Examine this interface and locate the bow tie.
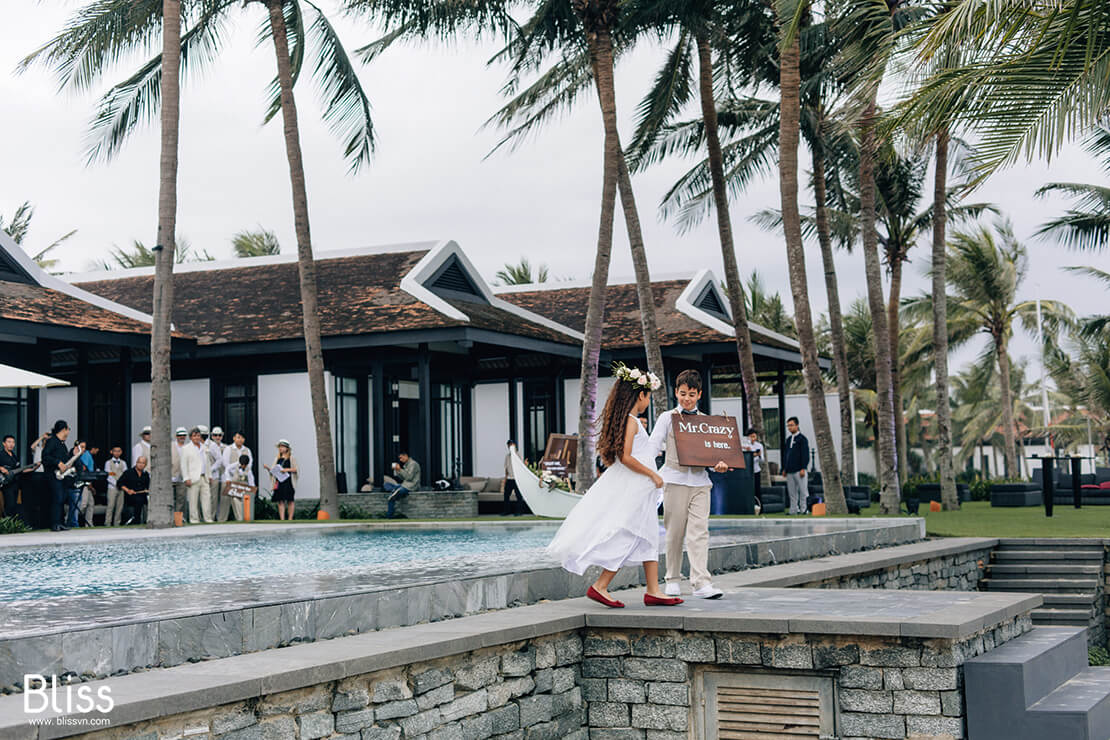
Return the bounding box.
[680,409,698,415]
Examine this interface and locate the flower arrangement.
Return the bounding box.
[612,361,662,391]
[527,462,572,492]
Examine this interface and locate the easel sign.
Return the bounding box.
[671,414,746,468]
[540,434,577,479]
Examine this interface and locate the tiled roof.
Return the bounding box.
[500,280,797,352]
[0,280,153,336]
[74,251,575,346]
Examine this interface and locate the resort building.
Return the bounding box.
[0,231,832,494]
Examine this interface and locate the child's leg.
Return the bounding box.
[643,560,663,596]
[686,485,712,589]
[662,484,689,585]
[592,569,619,597]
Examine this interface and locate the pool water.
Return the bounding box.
[0,525,562,602]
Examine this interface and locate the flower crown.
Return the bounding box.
[612,362,662,391]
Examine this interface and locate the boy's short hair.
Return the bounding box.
[787,416,800,425]
[674,369,702,391]
[239,454,250,466]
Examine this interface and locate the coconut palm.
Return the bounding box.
[25,0,376,520]
[232,228,281,257]
[0,201,77,273]
[1034,126,1110,252]
[940,220,1072,476]
[952,357,1037,476]
[742,272,795,339]
[495,257,549,286]
[99,239,212,269]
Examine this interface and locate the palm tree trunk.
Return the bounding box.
[574,22,619,491]
[265,0,339,518]
[777,32,846,514]
[859,95,901,512]
[615,154,669,417]
[810,125,854,485]
[148,0,181,528]
[932,128,959,509]
[888,255,908,480]
[695,35,767,480]
[996,333,1019,478]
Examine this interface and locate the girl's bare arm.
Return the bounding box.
[618,417,664,487]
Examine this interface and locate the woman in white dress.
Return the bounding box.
[546,364,684,608]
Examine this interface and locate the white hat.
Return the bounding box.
[175,427,188,436]
[141,425,151,434]
[211,426,224,436]
[277,439,291,448]
[197,424,210,435]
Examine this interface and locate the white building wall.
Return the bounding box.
[39,387,78,437]
[128,379,211,437]
[562,376,617,435]
[472,382,511,478]
[257,372,332,500]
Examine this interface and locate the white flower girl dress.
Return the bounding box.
[546,414,662,573]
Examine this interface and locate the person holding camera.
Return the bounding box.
[383,451,421,518]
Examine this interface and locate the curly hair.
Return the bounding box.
[596,380,648,468]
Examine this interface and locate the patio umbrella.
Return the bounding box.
[0,363,69,389]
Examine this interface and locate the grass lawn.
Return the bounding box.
[916,500,1110,538]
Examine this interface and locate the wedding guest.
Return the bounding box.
[546,364,683,609]
[220,431,253,521]
[501,440,522,516]
[171,427,188,517]
[180,427,210,523]
[71,439,95,528]
[267,440,297,521]
[743,428,764,477]
[132,426,151,468]
[43,421,72,532]
[223,454,254,521]
[103,445,128,526]
[784,416,810,515]
[0,434,29,519]
[204,425,226,521]
[119,457,150,525]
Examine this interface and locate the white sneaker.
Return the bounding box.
[664,582,682,597]
[693,584,724,600]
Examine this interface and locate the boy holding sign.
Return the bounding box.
[648,369,729,599]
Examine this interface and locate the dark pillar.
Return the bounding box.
[357,374,370,490]
[553,369,565,434]
[777,362,788,464]
[508,374,519,445]
[418,344,432,475]
[700,360,713,414]
[371,360,385,486]
[738,370,750,433]
[77,347,89,438]
[1071,455,1083,509]
[121,348,133,450]
[1040,455,1055,517]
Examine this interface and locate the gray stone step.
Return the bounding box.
[989,563,1103,575]
[997,538,1106,550]
[1026,667,1110,739]
[1043,593,1098,606]
[1032,608,1096,625]
[984,577,1100,592]
[994,550,1104,562]
[966,627,1089,740]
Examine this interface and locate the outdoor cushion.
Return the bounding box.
[482,477,503,493]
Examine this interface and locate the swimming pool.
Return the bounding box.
[0,525,564,602]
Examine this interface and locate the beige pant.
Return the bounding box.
[217,483,244,521]
[663,482,711,589]
[209,478,221,521]
[173,482,187,514]
[78,486,95,527]
[106,486,124,526]
[186,477,210,523]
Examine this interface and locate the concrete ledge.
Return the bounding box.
[0,587,1038,739]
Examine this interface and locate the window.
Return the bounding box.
[335,377,359,491]
[0,388,29,455]
[433,382,465,482]
[211,378,257,473]
[524,380,556,463]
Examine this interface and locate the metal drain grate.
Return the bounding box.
[697,670,837,739]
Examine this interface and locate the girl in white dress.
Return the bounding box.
[546,364,684,608]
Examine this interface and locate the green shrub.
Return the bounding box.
[969,479,992,501]
[0,515,30,535]
[858,472,878,491]
[1090,646,1110,666]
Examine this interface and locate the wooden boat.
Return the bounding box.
[509,448,581,518]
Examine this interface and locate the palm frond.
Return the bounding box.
[260,0,307,126]
[625,31,694,171]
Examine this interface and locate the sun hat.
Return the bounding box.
[141,425,151,434]
[277,439,291,448]
[175,427,188,436]
[211,426,224,436]
[197,424,209,435]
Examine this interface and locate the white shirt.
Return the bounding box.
[223,443,253,472]
[132,440,151,468]
[647,407,712,488]
[205,440,226,481]
[104,457,128,488]
[226,465,255,488]
[743,439,764,474]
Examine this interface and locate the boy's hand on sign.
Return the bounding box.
[713,461,729,473]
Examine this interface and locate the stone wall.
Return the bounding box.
[805,546,993,594]
[78,614,1033,740]
[330,492,479,519]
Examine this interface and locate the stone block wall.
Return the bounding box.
[81,632,588,740]
[806,547,994,594]
[82,614,1033,740]
[329,492,479,519]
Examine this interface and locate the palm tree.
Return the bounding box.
[742,272,795,338]
[1034,126,1110,252]
[495,257,549,286]
[931,125,959,508]
[952,358,1037,476]
[941,220,1072,477]
[0,201,77,273]
[25,0,376,520]
[232,228,281,257]
[100,239,212,269]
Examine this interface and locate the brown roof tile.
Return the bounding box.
[75,251,575,346]
[0,280,153,336]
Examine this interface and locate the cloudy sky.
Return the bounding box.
[2,0,1106,375]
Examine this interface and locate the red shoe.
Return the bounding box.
[587,586,625,608]
[644,593,684,606]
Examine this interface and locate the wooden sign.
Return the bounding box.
[226,482,257,499]
[670,414,746,468]
[541,434,577,470]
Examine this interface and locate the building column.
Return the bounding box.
[357,374,370,490]
[777,362,787,465]
[553,369,565,434]
[121,348,132,449]
[508,373,519,446]
[700,360,713,414]
[371,360,385,486]
[418,344,432,475]
[77,347,89,438]
[738,371,750,433]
